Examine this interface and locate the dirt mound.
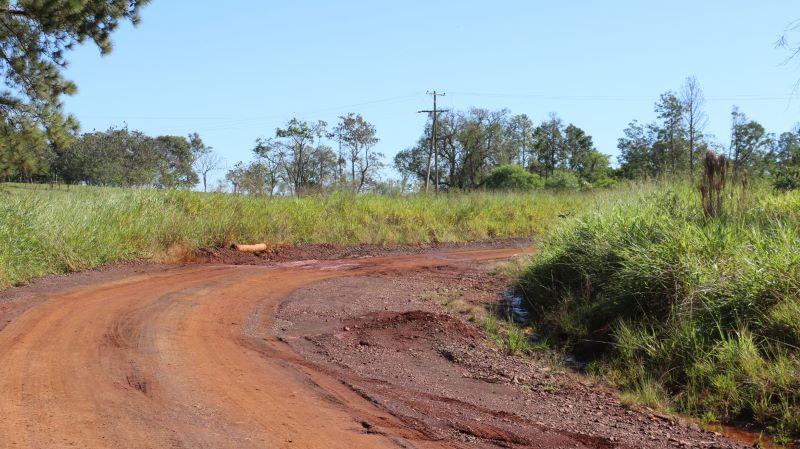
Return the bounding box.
[341,311,482,351]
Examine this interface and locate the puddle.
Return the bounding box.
[705,423,786,448]
[501,291,529,326]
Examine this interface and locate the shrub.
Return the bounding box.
[544,171,580,190]
[592,176,618,189]
[482,164,543,190]
[774,166,800,192]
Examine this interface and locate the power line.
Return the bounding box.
[448,91,795,102]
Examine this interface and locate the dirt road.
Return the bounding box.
[0,246,747,448]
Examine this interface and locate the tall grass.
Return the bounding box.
[518,183,800,436]
[0,183,608,288]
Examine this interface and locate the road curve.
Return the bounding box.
[0,248,525,449]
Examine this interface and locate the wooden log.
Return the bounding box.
[233,243,268,253]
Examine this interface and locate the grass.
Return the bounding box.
[0,182,613,289]
[517,182,800,437]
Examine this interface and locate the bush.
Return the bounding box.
[544,170,580,190]
[518,186,800,435]
[774,166,800,192]
[591,176,618,189]
[482,164,543,190]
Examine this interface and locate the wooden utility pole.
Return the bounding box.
[418,91,449,193]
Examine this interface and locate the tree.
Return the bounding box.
[397,109,508,190]
[506,114,535,167]
[654,91,686,174]
[0,1,150,129]
[190,133,222,192]
[153,135,197,189]
[55,126,199,188]
[617,120,657,179]
[332,113,382,192]
[0,1,148,183]
[776,126,800,167]
[274,118,327,196]
[532,113,565,177]
[63,126,157,186]
[225,161,271,195]
[304,144,338,190]
[729,107,771,178]
[563,124,597,178]
[778,19,800,90]
[252,138,283,196]
[681,76,707,176]
[0,117,49,181]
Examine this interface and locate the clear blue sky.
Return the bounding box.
[62,1,800,186]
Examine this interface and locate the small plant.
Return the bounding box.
[699,150,726,218]
[499,326,531,355]
[585,360,606,377]
[482,314,501,335]
[619,377,668,409]
[700,411,717,425]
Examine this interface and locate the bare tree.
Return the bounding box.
[190,133,223,192]
[778,19,800,93]
[681,76,707,176]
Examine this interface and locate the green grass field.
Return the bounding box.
[0,183,612,289]
[518,183,800,439]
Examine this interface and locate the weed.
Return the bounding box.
[700,150,726,218]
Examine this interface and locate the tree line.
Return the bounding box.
[225,113,384,196]
[5,90,799,194]
[0,124,222,190]
[395,109,613,191]
[617,77,800,185]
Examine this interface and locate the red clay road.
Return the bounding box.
[0,248,525,449]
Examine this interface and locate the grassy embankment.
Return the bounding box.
[0,182,614,289]
[518,183,800,440]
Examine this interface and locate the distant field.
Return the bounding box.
[0,183,619,289]
[518,183,800,438]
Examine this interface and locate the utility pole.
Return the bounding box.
[418,91,449,193]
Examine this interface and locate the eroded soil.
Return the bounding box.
[0,243,748,448]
